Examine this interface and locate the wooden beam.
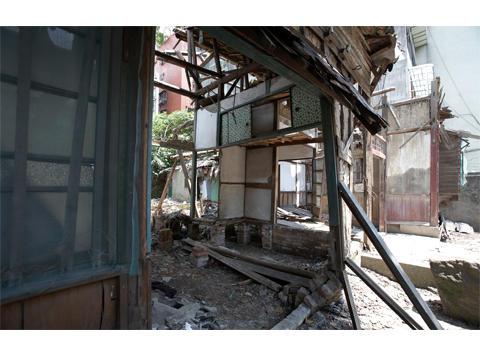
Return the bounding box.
[174,50,202,90]
[9,27,33,286]
[156,158,178,213]
[246,136,323,149]
[370,58,390,93]
[61,28,97,272]
[430,80,439,227]
[199,52,215,68]
[155,50,222,78]
[321,97,344,272]
[154,80,203,100]
[363,117,373,251]
[152,139,194,150]
[345,258,423,330]
[195,62,261,96]
[399,117,433,150]
[372,86,395,97]
[182,239,282,292]
[177,150,200,217]
[338,181,443,330]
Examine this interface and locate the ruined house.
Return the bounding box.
[1,26,443,330]
[154,26,443,329]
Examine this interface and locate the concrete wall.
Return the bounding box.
[278,144,314,160]
[415,27,480,172]
[171,168,190,202]
[441,173,480,231]
[280,162,296,191]
[219,146,246,219]
[245,148,273,183]
[389,96,430,131]
[386,131,431,195]
[196,104,217,149]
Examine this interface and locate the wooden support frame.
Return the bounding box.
[177,150,200,217]
[9,27,33,286]
[156,158,178,213]
[430,80,439,227]
[338,270,361,330]
[61,28,98,272]
[338,181,443,330]
[321,97,344,272]
[195,62,261,96]
[154,80,202,100]
[155,50,222,78]
[345,258,423,330]
[91,27,111,269]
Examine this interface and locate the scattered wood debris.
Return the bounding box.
[277,206,314,222]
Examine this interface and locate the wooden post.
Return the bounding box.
[379,95,388,232]
[61,28,97,272]
[430,79,439,226]
[178,150,200,218]
[321,97,344,271]
[156,158,178,213]
[362,92,374,250]
[9,27,33,286]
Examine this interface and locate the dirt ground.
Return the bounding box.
[150,225,479,330]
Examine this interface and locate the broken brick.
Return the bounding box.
[296,287,310,299]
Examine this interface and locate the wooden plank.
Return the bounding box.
[195,62,261,96]
[9,27,33,286]
[177,150,200,217]
[339,269,361,330]
[338,181,442,330]
[182,239,282,291]
[107,27,123,264]
[235,260,311,287]
[23,281,103,329]
[91,27,111,269]
[398,117,433,150]
[192,242,316,278]
[345,258,423,330]
[363,123,373,251]
[156,158,178,212]
[61,27,97,272]
[154,80,203,100]
[155,50,222,78]
[101,277,118,330]
[153,139,194,150]
[174,49,202,90]
[118,274,128,329]
[0,301,22,329]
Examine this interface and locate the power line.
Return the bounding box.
[427,27,480,127]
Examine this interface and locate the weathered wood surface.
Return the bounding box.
[155,50,222,78]
[154,80,202,100]
[182,239,282,291]
[235,259,311,287]
[189,241,316,279]
[156,158,178,213]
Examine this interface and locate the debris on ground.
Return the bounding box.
[150,217,479,330]
[277,206,314,222]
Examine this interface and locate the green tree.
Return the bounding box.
[155,26,183,49]
[151,109,194,183]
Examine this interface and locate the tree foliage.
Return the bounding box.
[155,26,183,49]
[151,110,194,176]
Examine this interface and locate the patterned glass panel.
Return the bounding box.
[221,104,252,145]
[291,86,322,128]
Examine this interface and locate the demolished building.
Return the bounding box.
[153,26,443,329]
[1,26,446,330]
